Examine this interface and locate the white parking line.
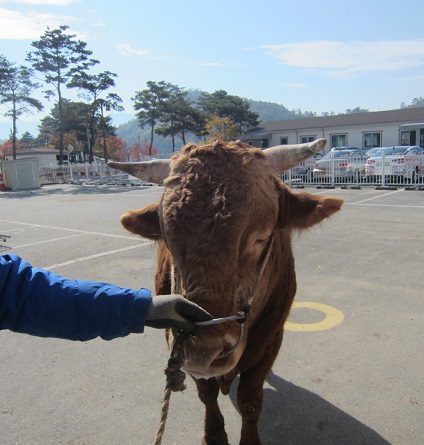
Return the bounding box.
[347,203,424,209]
[351,189,403,205]
[0,219,137,240]
[46,242,152,270]
[12,233,86,249]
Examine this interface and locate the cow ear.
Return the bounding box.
[277,186,343,229]
[120,203,162,240]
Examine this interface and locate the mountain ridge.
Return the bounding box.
[116,92,317,154]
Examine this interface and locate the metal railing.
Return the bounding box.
[281,152,424,188]
[39,162,153,186]
[38,152,424,189]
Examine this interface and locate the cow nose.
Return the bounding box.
[184,338,234,365]
[188,322,225,338]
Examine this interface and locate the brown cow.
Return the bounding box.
[109,139,343,445]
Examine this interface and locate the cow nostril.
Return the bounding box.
[189,327,201,337]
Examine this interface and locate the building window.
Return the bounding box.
[56,155,69,164]
[363,132,381,148]
[331,134,347,148]
[261,139,269,148]
[300,135,316,143]
[400,130,416,146]
[280,137,288,145]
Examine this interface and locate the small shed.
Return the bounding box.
[13,147,70,167]
[1,158,41,190]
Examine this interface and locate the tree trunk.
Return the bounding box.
[58,85,64,165]
[101,105,108,163]
[12,99,17,160]
[149,123,154,157]
[86,127,92,163]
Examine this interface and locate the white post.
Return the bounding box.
[382,152,386,187]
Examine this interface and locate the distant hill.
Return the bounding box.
[247,99,317,121]
[116,91,318,155]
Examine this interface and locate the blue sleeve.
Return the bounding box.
[0,254,152,341]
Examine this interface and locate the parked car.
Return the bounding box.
[314,149,368,181]
[290,152,323,178]
[364,146,424,183]
[365,147,384,157]
[331,146,361,151]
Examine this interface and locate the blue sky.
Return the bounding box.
[1,0,424,139]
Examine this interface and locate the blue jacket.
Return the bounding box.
[0,254,152,341]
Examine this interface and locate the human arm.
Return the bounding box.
[0,254,211,341]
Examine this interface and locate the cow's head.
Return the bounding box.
[109,139,343,379]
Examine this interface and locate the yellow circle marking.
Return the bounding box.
[285,302,344,332]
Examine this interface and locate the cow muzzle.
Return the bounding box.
[181,323,246,379]
[194,311,246,359]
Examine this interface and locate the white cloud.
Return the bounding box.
[262,39,424,76]
[394,75,424,82]
[0,0,81,5]
[91,21,106,27]
[115,43,176,61]
[187,60,222,67]
[115,43,150,57]
[0,7,81,40]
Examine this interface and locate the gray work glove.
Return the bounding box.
[145,295,213,332]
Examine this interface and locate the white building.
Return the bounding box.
[242,107,424,153]
[7,147,71,167]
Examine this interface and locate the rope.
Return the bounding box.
[153,333,187,445]
[248,236,273,305]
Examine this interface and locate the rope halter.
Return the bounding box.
[153,235,274,445]
[171,235,274,359]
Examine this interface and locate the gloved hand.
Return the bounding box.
[145,295,213,332]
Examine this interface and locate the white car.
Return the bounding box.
[364,146,424,183]
[289,153,323,178]
[314,149,368,181]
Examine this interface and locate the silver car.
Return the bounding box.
[314,149,368,181]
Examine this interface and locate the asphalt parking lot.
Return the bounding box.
[0,183,423,445]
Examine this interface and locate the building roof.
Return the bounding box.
[245,107,424,134]
[15,147,70,155]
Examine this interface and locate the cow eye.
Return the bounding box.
[256,236,270,245]
[246,233,271,257]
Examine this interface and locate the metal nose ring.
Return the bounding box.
[194,311,246,326]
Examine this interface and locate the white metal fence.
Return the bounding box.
[39,151,424,189]
[39,163,151,186]
[281,151,424,189]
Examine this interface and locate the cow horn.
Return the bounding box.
[264,138,327,173]
[107,159,171,184]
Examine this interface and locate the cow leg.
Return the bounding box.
[237,335,283,445]
[195,378,229,445]
[237,370,264,445]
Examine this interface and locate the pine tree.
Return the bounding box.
[0,55,43,159]
[26,25,99,164]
